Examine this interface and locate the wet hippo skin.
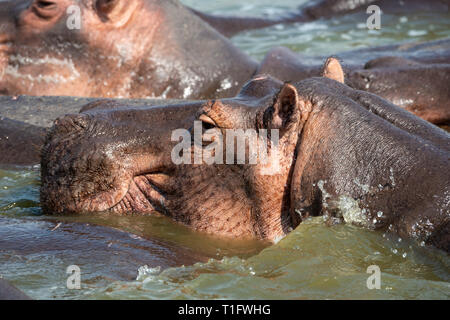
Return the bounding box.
[0,278,31,300]
[0,0,257,100]
[40,59,450,252]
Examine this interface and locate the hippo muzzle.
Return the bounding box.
[40,103,203,215]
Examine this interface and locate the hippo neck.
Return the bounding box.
[141,1,258,99]
[289,101,401,224]
[289,93,449,239]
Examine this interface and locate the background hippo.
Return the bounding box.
[0,0,256,99]
[257,42,450,124]
[0,0,449,124]
[40,59,450,252]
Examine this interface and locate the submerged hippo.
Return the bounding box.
[41,59,450,252]
[0,0,449,124]
[0,279,31,300]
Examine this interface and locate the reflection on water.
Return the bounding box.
[1,0,450,299]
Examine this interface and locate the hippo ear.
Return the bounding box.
[322,57,345,83]
[264,83,300,134]
[95,0,137,26]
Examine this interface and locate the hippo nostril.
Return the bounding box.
[52,114,91,135]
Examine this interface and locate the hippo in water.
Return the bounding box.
[41,59,450,252]
[0,0,256,99]
[0,0,449,124]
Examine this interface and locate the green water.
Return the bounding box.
[1,0,450,299]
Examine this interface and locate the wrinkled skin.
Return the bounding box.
[41,61,450,252]
[1,0,449,124]
[0,0,256,99]
[192,0,450,37]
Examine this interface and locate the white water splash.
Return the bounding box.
[389,167,396,187]
[136,265,162,281]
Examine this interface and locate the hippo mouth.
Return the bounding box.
[41,166,171,216]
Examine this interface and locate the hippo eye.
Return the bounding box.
[199,114,216,130]
[36,0,55,8]
[96,0,118,16]
[32,0,58,18]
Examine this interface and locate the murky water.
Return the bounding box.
[1,0,449,299]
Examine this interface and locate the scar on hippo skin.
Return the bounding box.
[79,99,125,113]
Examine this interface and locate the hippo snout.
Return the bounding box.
[40,113,132,215]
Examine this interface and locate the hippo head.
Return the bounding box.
[41,58,450,251]
[41,71,315,241]
[0,0,253,99]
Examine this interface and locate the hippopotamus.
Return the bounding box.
[1,0,449,124]
[40,59,450,252]
[192,0,450,37]
[0,0,256,99]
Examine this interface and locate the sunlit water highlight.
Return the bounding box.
[1,0,449,299]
